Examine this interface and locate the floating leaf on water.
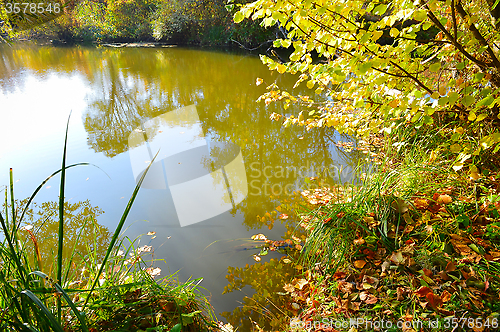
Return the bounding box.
[147,231,156,236]
[251,233,267,241]
[256,77,264,86]
[253,255,261,262]
[279,214,289,219]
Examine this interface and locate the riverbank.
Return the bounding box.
[229,126,500,331]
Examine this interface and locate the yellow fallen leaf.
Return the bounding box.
[437,194,452,204]
[354,260,367,269]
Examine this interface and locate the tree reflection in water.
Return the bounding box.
[17,199,109,284]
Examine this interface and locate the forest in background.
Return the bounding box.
[0,0,275,46]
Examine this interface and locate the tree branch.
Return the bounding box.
[426,7,491,69]
[455,0,500,70]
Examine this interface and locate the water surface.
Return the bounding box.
[0,44,355,319]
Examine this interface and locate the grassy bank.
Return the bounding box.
[223,123,500,331]
[0,123,217,331]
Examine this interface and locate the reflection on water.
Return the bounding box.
[128,105,248,227]
[16,199,109,280]
[0,44,362,323]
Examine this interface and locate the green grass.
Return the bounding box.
[0,116,217,331]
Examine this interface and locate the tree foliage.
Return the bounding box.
[235,0,500,169]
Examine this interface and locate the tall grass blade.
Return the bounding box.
[17,163,91,226]
[29,271,89,332]
[9,168,16,236]
[82,152,159,309]
[20,290,65,332]
[0,211,26,284]
[56,113,71,322]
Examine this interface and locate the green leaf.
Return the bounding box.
[358,61,373,74]
[282,39,291,48]
[21,291,65,332]
[450,143,462,153]
[477,95,494,108]
[449,91,459,105]
[476,113,488,122]
[234,11,244,23]
[169,324,182,332]
[429,62,441,72]
[414,9,427,21]
[181,311,202,324]
[463,95,474,107]
[373,4,387,15]
[468,111,476,121]
[473,73,485,82]
[456,62,466,70]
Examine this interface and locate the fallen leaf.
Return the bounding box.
[354,237,365,245]
[414,198,429,209]
[279,214,289,220]
[415,286,432,297]
[390,251,405,265]
[253,255,261,262]
[365,295,378,304]
[445,261,456,272]
[397,287,405,301]
[354,260,367,269]
[426,292,442,309]
[422,268,433,277]
[337,281,354,294]
[294,278,308,290]
[437,194,452,204]
[441,290,451,302]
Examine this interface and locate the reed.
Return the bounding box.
[0,116,216,331]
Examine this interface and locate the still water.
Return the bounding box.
[0,44,356,322]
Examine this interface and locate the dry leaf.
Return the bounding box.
[437,194,452,204]
[415,286,432,297]
[426,292,442,309]
[365,294,378,304]
[294,278,308,290]
[390,251,405,265]
[283,283,294,293]
[441,290,452,302]
[354,260,367,269]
